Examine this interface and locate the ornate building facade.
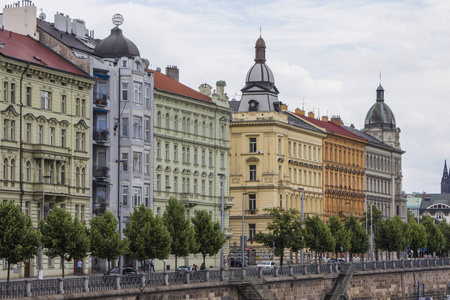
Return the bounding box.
[0,28,93,279]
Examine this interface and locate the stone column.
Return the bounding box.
[140,274,146,288]
[116,276,121,289]
[26,280,32,297]
[83,276,89,292]
[59,278,64,294]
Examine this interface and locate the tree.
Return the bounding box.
[304,215,335,263]
[39,207,90,278]
[420,215,446,256]
[437,219,450,256]
[361,205,383,260]
[327,215,351,258]
[0,201,41,282]
[90,211,124,272]
[344,215,369,261]
[253,207,304,266]
[407,219,427,258]
[163,197,197,269]
[124,205,172,261]
[191,210,226,265]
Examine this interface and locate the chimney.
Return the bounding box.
[330,115,342,126]
[54,13,70,33]
[322,116,329,122]
[281,104,288,111]
[72,19,86,37]
[215,80,226,98]
[308,111,315,118]
[295,108,305,116]
[199,83,212,97]
[350,123,355,128]
[165,65,179,82]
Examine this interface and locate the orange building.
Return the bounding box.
[292,110,368,220]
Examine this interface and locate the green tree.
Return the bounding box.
[420,215,446,256]
[361,205,383,260]
[0,201,41,282]
[344,215,369,261]
[437,219,450,256]
[90,211,124,272]
[39,207,90,278]
[191,210,226,265]
[163,197,197,269]
[407,219,427,258]
[253,207,304,266]
[304,215,335,263]
[124,205,172,261]
[378,216,410,260]
[327,215,351,258]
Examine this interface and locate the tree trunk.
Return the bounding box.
[175,255,178,270]
[108,259,111,274]
[280,254,284,267]
[7,259,10,282]
[61,256,65,278]
[203,254,206,265]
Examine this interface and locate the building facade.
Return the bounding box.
[0,28,93,279]
[151,67,231,269]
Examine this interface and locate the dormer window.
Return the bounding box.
[122,60,127,68]
[249,100,258,111]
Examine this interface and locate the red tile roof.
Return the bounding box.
[0,29,89,78]
[294,113,368,142]
[149,70,211,102]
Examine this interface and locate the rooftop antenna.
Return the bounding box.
[259,23,262,37]
[302,97,305,111]
[379,71,382,85]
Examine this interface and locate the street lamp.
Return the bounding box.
[218,173,225,270]
[298,187,304,265]
[39,175,51,274]
[115,160,125,275]
[242,192,247,267]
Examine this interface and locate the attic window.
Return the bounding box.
[78,86,83,91]
[6,69,13,73]
[61,82,67,86]
[26,74,32,78]
[50,79,55,83]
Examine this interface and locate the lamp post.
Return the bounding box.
[218,173,225,270]
[298,187,304,265]
[370,204,373,261]
[242,193,247,267]
[115,160,125,275]
[39,175,51,273]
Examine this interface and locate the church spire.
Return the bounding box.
[255,36,266,63]
[441,160,450,193]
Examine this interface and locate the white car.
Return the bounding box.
[256,261,277,270]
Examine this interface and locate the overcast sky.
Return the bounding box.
[25,0,450,194]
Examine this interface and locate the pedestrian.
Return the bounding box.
[77,260,82,275]
[150,259,155,272]
[145,259,150,272]
[200,262,205,270]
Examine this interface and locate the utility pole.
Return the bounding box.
[218,173,225,270]
[299,187,304,265]
[242,193,247,267]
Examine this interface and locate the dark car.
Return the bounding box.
[176,266,192,273]
[328,258,345,264]
[229,257,243,267]
[105,267,138,276]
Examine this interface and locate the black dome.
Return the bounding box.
[364,85,396,129]
[94,27,140,58]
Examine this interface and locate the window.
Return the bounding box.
[133,188,141,206]
[81,99,86,116]
[174,115,178,131]
[10,83,15,103]
[144,151,150,175]
[182,146,185,163]
[122,60,127,68]
[209,180,213,196]
[194,149,198,165]
[37,125,43,144]
[9,120,14,141]
[10,160,15,181]
[144,85,151,107]
[182,117,186,132]
[37,162,41,183]
[182,178,186,193]
[122,118,129,137]
[156,111,161,127]
[3,120,14,140]
[144,117,151,142]
[174,177,178,193]
[278,138,282,153]
[249,224,256,241]
[61,129,66,147]
[133,117,142,139]
[76,98,81,115]
[144,185,150,207]
[60,165,65,185]
[186,147,190,163]
[220,152,225,168]
[166,113,170,129]
[121,82,128,101]
[3,82,8,101]
[209,151,212,167]
[37,203,42,221]
[41,91,51,110]
[194,179,198,193]
[26,123,31,143]
[26,87,32,106]
[202,150,205,165]
[49,127,55,145]
[165,143,170,160]
[186,118,190,133]
[157,142,161,159]
[165,175,170,191]
[220,125,225,139]
[134,83,142,103]
[133,152,142,172]
[122,152,129,171]
[123,186,128,205]
[186,178,190,193]
[194,120,198,135]
[249,194,256,211]
[174,145,178,161]
[25,201,30,216]
[202,121,206,136]
[157,174,161,191]
[210,123,213,137]
[249,165,256,181]
[202,180,205,195]
[25,161,31,182]
[81,205,85,221]
[249,138,257,152]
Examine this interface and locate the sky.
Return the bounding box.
[19,0,450,194]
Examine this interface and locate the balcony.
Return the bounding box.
[224,227,233,239]
[93,130,110,143]
[93,93,108,107]
[245,209,259,216]
[93,166,109,179]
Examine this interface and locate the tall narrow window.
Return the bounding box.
[157,174,161,191]
[133,117,142,139]
[61,94,66,113]
[3,158,8,181]
[3,120,8,139]
[144,117,150,142]
[174,145,178,161]
[123,186,128,205]
[37,125,43,144]
[220,152,224,168]
[156,112,161,127]
[144,85,151,107]
[81,99,86,116]
[249,137,257,153]
[165,143,169,160]
[26,161,31,182]
[174,115,178,131]
[76,98,80,115]
[134,83,142,103]
[186,118,190,133]
[194,120,198,135]
[3,82,8,101]
[220,125,225,139]
[166,113,170,129]
[209,151,212,167]
[26,87,32,106]
[194,149,198,165]
[10,159,15,181]
[41,91,51,110]
[121,82,128,101]
[61,129,66,147]
[60,165,65,185]
[249,194,256,211]
[9,120,15,141]
[249,165,256,181]
[249,224,256,241]
[49,127,55,145]
[133,152,142,172]
[122,152,128,171]
[144,151,150,175]
[10,83,15,104]
[144,185,150,207]
[157,142,161,159]
[122,118,129,137]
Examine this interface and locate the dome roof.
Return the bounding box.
[94,27,140,59]
[364,85,396,129]
[245,63,275,84]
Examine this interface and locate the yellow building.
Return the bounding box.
[228,36,326,258]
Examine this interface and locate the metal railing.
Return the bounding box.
[1,258,450,298]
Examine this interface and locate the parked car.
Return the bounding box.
[256,261,277,270]
[104,267,138,276]
[229,257,243,267]
[327,258,345,264]
[176,266,192,272]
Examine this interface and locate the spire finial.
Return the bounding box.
[260,23,262,37]
[379,71,382,85]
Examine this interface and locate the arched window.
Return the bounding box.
[10,159,15,181]
[186,118,190,133]
[48,162,53,183]
[37,162,42,182]
[3,158,8,181]
[174,115,178,131]
[194,120,198,135]
[209,123,213,138]
[157,112,161,127]
[76,167,80,187]
[26,161,31,182]
[165,113,170,129]
[220,125,225,139]
[182,117,186,132]
[202,121,206,136]
[60,165,65,185]
[81,168,86,188]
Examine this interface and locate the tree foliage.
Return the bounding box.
[191,210,226,264]
[163,197,197,269]
[90,211,124,272]
[362,205,383,260]
[437,219,450,254]
[327,215,351,256]
[344,215,369,260]
[0,201,41,281]
[124,205,172,261]
[407,219,427,257]
[253,207,303,266]
[420,215,446,255]
[304,215,335,263]
[39,207,90,278]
